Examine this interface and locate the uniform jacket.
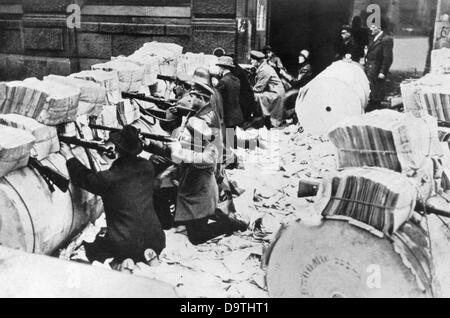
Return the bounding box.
[365,32,394,81]
[253,61,285,95]
[66,156,166,258]
[253,61,285,121]
[216,72,244,128]
[145,108,219,223]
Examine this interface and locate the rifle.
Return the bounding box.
[28,157,70,193]
[59,135,116,160]
[88,123,177,143]
[122,92,177,110]
[157,74,177,82]
[88,123,207,151]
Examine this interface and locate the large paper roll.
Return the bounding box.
[296,77,363,135]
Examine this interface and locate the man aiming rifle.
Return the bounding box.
[60,125,166,266]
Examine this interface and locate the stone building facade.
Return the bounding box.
[0,0,267,80]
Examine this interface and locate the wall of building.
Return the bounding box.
[0,0,260,81]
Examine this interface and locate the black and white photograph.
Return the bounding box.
[0,0,449,300]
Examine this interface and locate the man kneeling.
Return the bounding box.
[60,126,166,265]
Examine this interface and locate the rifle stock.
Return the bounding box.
[28,158,70,193]
[59,136,116,160]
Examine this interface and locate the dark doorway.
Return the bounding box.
[269,0,354,75]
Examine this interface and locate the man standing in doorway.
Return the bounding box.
[365,21,394,112]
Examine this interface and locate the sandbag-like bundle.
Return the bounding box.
[177,53,219,77]
[315,167,417,236]
[0,78,80,125]
[139,41,183,56]
[71,70,121,106]
[431,48,450,75]
[401,79,425,117]
[328,110,441,175]
[116,55,160,86]
[401,74,450,120]
[44,75,106,117]
[92,60,144,93]
[134,42,182,78]
[117,99,140,126]
[0,114,59,161]
[0,125,35,177]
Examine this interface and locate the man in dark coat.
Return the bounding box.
[216,56,244,164]
[335,25,363,62]
[365,22,394,112]
[216,56,244,129]
[231,60,261,124]
[60,126,166,264]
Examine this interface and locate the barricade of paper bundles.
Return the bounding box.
[0,41,220,180]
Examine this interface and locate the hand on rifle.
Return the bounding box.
[168,106,179,115]
[60,142,75,160]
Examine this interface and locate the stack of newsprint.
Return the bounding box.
[0,41,189,179]
[315,109,442,236]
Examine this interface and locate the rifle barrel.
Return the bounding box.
[121,92,176,109]
[59,136,116,160]
[88,124,176,143]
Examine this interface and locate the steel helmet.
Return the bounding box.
[192,67,211,86]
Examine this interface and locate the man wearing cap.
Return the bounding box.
[216,56,244,155]
[263,45,291,91]
[145,85,248,245]
[250,50,286,129]
[291,50,313,89]
[335,25,357,62]
[174,73,193,100]
[60,126,166,265]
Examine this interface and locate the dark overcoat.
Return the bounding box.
[67,156,166,259]
[216,72,244,128]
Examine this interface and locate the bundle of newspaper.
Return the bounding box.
[70,70,121,106]
[92,60,144,93]
[134,42,183,78]
[0,114,59,161]
[177,53,219,77]
[117,99,140,126]
[431,48,450,75]
[0,78,80,125]
[0,124,35,177]
[316,167,417,236]
[401,74,450,121]
[115,55,160,86]
[328,110,441,175]
[44,75,107,117]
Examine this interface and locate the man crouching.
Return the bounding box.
[60,126,166,265]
